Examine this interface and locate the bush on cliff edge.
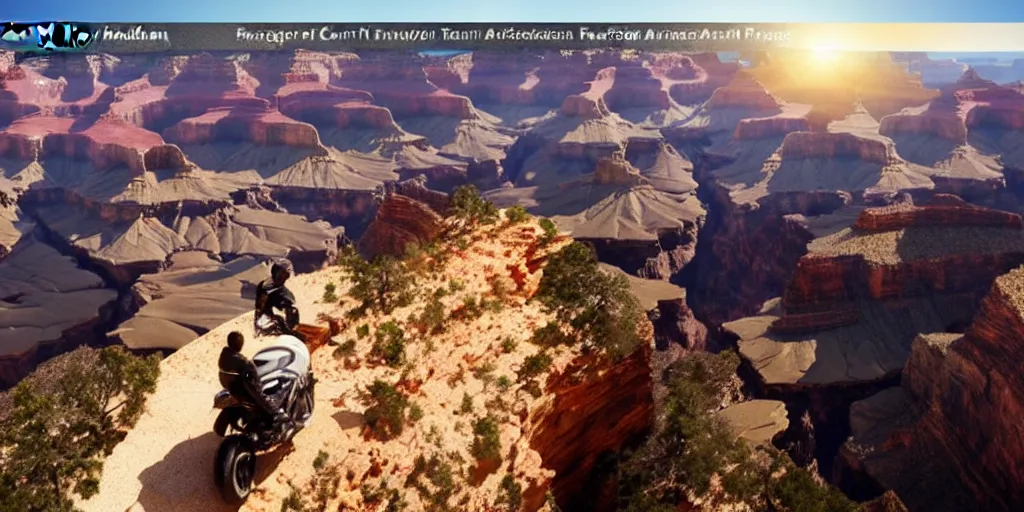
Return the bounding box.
[533,241,643,361]
[338,245,415,315]
[0,346,161,511]
[616,351,858,512]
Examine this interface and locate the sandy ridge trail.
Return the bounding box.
[79,270,360,512]
[79,219,568,512]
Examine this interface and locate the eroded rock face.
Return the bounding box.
[914,269,1024,508]
[528,322,654,511]
[356,193,444,259]
[837,270,1024,511]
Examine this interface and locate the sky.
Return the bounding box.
[4,0,1024,23]
[4,1,1024,53]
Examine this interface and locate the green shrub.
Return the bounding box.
[471,362,496,386]
[333,340,357,359]
[408,403,424,423]
[500,337,517,353]
[496,474,524,511]
[459,393,474,415]
[356,324,370,339]
[537,218,558,245]
[406,454,457,512]
[517,351,553,383]
[534,242,643,361]
[338,246,414,314]
[322,282,338,303]
[419,295,447,334]
[359,380,409,441]
[471,415,502,462]
[505,205,530,224]
[371,321,406,368]
[0,347,160,509]
[448,279,465,293]
[615,351,858,511]
[496,376,512,391]
[450,185,499,226]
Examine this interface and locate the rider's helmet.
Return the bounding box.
[271,259,294,284]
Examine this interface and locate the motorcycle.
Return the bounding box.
[212,334,316,504]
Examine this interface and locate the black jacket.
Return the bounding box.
[218,347,277,415]
[254,278,298,330]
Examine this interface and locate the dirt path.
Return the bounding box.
[80,273,364,512]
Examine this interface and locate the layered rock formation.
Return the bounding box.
[725,196,1024,392]
[0,236,117,388]
[841,265,1024,510]
[357,191,444,259]
[108,252,269,351]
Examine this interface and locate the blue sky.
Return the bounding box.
[3,0,1024,23]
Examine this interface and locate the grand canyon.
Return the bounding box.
[3,46,1024,511]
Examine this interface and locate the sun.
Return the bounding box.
[810,44,840,63]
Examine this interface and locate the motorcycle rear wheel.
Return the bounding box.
[214,435,257,505]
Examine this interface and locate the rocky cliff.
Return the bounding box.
[720,197,1024,491]
[357,192,445,260]
[77,212,656,512]
[838,260,1024,511]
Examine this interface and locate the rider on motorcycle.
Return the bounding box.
[254,259,300,337]
[218,331,288,423]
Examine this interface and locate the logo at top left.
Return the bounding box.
[0,22,96,51]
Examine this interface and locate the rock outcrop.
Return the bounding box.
[842,266,1024,510]
[726,197,1024,392]
[357,192,445,259]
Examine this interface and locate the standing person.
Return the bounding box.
[254,259,300,337]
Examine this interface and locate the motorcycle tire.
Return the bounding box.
[214,435,257,505]
[213,409,238,437]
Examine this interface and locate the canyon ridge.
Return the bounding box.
[3,47,1024,511]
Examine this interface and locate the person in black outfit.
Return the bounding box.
[218,331,286,422]
[254,259,300,336]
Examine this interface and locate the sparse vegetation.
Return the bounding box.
[356,323,370,339]
[538,218,559,245]
[281,450,342,512]
[0,347,161,510]
[448,279,465,293]
[517,351,553,383]
[496,375,512,391]
[359,380,410,440]
[495,474,524,511]
[615,351,858,511]
[459,393,474,415]
[418,294,447,335]
[409,403,424,423]
[471,414,502,462]
[501,337,518,353]
[360,480,406,511]
[471,362,496,387]
[534,241,644,361]
[371,321,406,367]
[407,454,458,512]
[450,185,499,226]
[322,282,338,303]
[333,339,357,359]
[338,246,415,315]
[505,205,530,224]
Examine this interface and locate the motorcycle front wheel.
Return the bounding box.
[214,435,257,505]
